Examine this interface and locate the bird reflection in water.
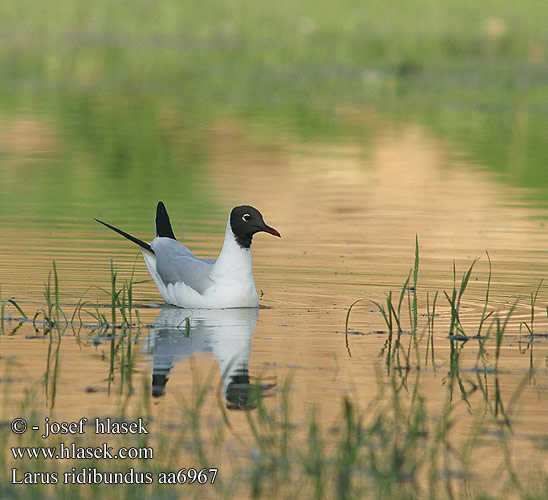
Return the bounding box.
[144,307,276,410]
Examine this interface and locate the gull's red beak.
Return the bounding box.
[262,224,281,238]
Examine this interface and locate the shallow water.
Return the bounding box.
[2,108,548,498]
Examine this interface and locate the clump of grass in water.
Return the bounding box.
[443,259,483,404]
[34,261,67,335]
[104,258,142,396]
[35,262,66,411]
[518,279,544,380]
[346,242,542,440]
[2,264,65,410]
[346,236,420,372]
[1,260,143,400]
[2,259,143,335]
[424,289,439,370]
[0,296,27,336]
[87,259,144,395]
[346,243,527,373]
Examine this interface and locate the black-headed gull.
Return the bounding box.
[95,202,281,308]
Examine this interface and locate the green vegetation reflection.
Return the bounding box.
[2,0,548,217]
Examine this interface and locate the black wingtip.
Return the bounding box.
[95,218,154,254]
[156,201,177,240]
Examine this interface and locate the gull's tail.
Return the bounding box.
[94,218,154,254]
[155,201,177,239]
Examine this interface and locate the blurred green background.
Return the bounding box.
[2,0,548,218]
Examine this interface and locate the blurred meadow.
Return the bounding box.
[2,0,548,214]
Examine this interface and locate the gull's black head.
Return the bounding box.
[230,205,281,249]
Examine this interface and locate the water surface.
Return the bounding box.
[2,116,548,498]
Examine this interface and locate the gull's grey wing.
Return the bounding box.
[151,237,215,294]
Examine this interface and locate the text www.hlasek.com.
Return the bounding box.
[12,443,153,460]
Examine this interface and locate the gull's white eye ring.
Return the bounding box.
[242,214,251,222]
